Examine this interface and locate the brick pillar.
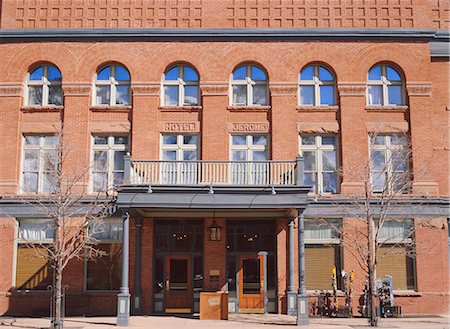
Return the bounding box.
[140,218,153,314]
[0,84,22,193]
[276,218,288,314]
[406,83,438,195]
[337,83,367,194]
[0,218,16,314]
[203,218,227,291]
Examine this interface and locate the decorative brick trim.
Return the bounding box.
[337,83,366,96]
[365,105,409,111]
[159,106,202,112]
[90,121,131,133]
[131,84,160,96]
[227,105,271,112]
[269,84,298,96]
[62,83,91,96]
[297,105,339,111]
[21,106,63,112]
[90,105,132,112]
[406,83,432,97]
[297,121,339,133]
[0,83,23,97]
[366,121,409,133]
[200,83,228,96]
[160,122,200,133]
[228,122,270,133]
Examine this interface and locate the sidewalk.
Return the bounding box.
[0,314,449,329]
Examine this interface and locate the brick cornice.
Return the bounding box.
[131,83,160,96]
[269,83,298,96]
[337,82,366,97]
[406,83,432,97]
[62,83,91,96]
[200,83,228,96]
[0,83,23,97]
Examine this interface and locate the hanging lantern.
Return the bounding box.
[209,220,222,241]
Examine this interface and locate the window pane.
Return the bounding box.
[371,151,386,171]
[29,86,43,105]
[304,151,316,171]
[162,150,176,161]
[47,66,62,81]
[232,135,246,145]
[25,136,39,145]
[86,243,122,290]
[319,85,334,105]
[116,85,130,105]
[232,85,247,105]
[162,135,177,145]
[374,136,385,145]
[388,86,402,105]
[96,85,110,105]
[93,172,107,191]
[30,67,43,81]
[48,85,63,105]
[253,135,267,146]
[322,151,336,171]
[183,150,197,161]
[392,151,407,172]
[232,150,247,161]
[322,136,336,146]
[114,136,128,145]
[386,66,401,81]
[368,65,381,80]
[115,66,130,81]
[322,172,337,193]
[42,172,57,193]
[301,136,316,145]
[114,151,125,170]
[164,86,179,105]
[23,172,38,193]
[372,171,386,191]
[300,85,314,105]
[94,151,108,170]
[251,66,266,81]
[43,150,58,171]
[184,135,198,145]
[165,66,179,80]
[24,150,39,171]
[184,66,198,81]
[390,135,406,146]
[44,136,57,146]
[97,66,111,80]
[304,173,316,192]
[94,136,108,145]
[300,66,314,80]
[252,85,267,105]
[253,151,267,161]
[232,66,246,80]
[114,172,124,185]
[184,86,199,105]
[319,67,333,81]
[367,85,382,105]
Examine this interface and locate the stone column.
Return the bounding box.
[117,211,130,326]
[296,210,309,325]
[287,217,297,316]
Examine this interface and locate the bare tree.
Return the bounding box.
[10,129,115,329]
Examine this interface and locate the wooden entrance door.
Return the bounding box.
[238,254,265,313]
[165,254,192,313]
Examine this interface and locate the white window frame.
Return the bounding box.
[25,65,62,106]
[161,65,200,106]
[304,219,341,245]
[230,64,268,106]
[90,135,128,193]
[298,135,339,194]
[367,64,404,106]
[369,135,408,193]
[229,134,269,161]
[160,134,199,161]
[20,135,58,195]
[93,64,131,106]
[299,64,336,106]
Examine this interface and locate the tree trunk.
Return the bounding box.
[53,259,63,329]
[367,218,378,327]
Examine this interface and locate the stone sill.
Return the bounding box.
[297,105,339,112]
[21,106,63,112]
[228,105,271,112]
[393,291,422,297]
[159,106,202,112]
[90,105,132,112]
[366,105,409,112]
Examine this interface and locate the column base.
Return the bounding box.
[132,292,142,315]
[287,291,297,316]
[117,292,131,326]
[296,294,309,326]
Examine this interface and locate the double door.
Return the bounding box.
[165,254,192,313]
[238,253,266,313]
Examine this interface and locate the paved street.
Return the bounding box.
[0,314,449,329]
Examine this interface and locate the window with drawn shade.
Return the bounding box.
[21,135,58,194]
[230,64,268,106]
[15,219,54,290]
[94,64,130,106]
[367,64,404,106]
[86,219,123,290]
[91,135,128,192]
[299,135,338,194]
[162,65,199,106]
[299,65,336,106]
[26,64,62,106]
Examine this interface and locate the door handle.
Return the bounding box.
[166,280,170,291]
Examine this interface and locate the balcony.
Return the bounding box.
[124,156,304,186]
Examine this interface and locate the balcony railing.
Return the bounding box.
[125,157,304,186]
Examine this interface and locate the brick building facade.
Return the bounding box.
[0,0,449,320]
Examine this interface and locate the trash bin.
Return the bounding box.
[199,291,228,320]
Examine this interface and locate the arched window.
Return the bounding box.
[162,65,199,106]
[26,64,62,106]
[299,65,335,106]
[230,64,268,106]
[94,64,130,106]
[367,64,404,106]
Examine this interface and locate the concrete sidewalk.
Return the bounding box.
[0,314,449,329]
